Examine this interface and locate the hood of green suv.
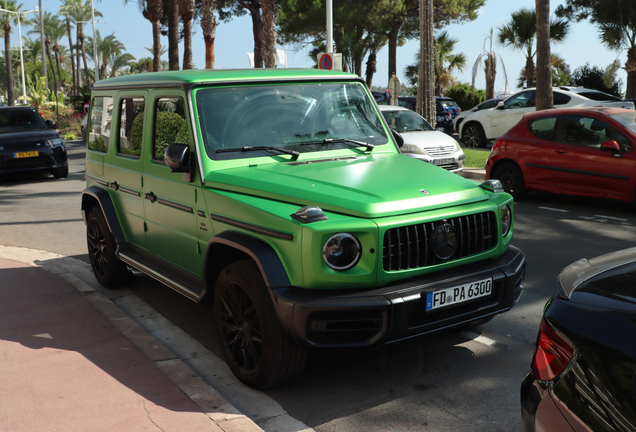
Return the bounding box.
[205,153,487,218]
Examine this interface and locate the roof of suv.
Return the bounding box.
[92,69,358,90]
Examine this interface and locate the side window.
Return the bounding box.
[87,96,113,152]
[504,91,535,109]
[527,116,558,141]
[562,115,612,148]
[553,92,571,105]
[153,97,190,161]
[118,97,145,157]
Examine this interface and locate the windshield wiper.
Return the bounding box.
[216,146,300,161]
[299,138,375,152]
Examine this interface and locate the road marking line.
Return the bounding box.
[460,330,509,350]
[593,215,628,221]
[538,206,569,213]
[33,333,53,339]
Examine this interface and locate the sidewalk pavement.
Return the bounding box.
[0,247,268,432]
[459,167,486,181]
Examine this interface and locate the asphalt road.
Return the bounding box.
[3,140,636,431]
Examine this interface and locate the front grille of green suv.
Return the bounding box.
[382,211,497,271]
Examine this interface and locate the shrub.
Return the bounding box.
[445,84,487,111]
[129,111,190,159]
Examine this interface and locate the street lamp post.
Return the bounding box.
[0,7,38,102]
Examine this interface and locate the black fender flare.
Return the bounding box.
[203,231,291,298]
[81,186,127,245]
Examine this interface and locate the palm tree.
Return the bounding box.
[498,7,569,88]
[59,0,78,95]
[21,36,42,64]
[86,30,125,79]
[71,0,102,88]
[201,0,218,69]
[108,51,134,77]
[536,0,552,110]
[472,28,508,100]
[28,11,63,94]
[147,0,163,71]
[177,0,195,70]
[364,32,389,88]
[405,31,467,96]
[168,0,179,70]
[0,0,24,106]
[261,0,277,68]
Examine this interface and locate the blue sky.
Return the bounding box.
[24,0,629,95]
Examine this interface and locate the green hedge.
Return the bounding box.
[445,84,487,111]
[129,111,190,159]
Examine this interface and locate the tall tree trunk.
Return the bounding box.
[79,27,90,88]
[387,20,403,84]
[168,0,180,70]
[525,55,536,88]
[261,0,277,68]
[4,23,13,106]
[484,53,496,99]
[46,40,58,99]
[54,48,63,91]
[625,46,636,99]
[178,0,195,70]
[65,17,76,96]
[201,0,217,69]
[147,0,164,72]
[535,0,552,110]
[365,51,377,87]
[248,2,263,68]
[417,0,435,127]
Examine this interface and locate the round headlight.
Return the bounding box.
[501,205,512,237]
[322,233,361,271]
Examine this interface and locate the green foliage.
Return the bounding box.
[445,83,486,110]
[463,148,489,168]
[571,63,623,97]
[129,111,190,160]
[90,136,108,153]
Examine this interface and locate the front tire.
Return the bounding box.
[86,207,131,288]
[214,260,307,389]
[493,162,525,200]
[462,123,487,148]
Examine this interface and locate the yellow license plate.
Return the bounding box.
[15,151,39,158]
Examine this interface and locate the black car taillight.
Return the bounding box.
[531,320,574,381]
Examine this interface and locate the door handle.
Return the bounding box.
[553,148,567,154]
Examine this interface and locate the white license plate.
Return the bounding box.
[434,158,454,166]
[425,278,492,310]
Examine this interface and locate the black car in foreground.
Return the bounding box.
[521,248,636,431]
[0,106,68,179]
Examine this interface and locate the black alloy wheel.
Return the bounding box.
[494,162,525,200]
[214,260,307,389]
[86,207,130,287]
[463,123,487,148]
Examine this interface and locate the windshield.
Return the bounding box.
[382,110,433,132]
[0,108,47,133]
[609,112,636,135]
[195,82,389,160]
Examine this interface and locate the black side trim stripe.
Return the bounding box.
[118,185,141,197]
[85,174,108,186]
[210,213,294,241]
[526,163,630,180]
[156,197,194,213]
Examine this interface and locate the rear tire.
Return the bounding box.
[214,260,307,389]
[86,207,131,288]
[493,162,525,200]
[462,123,487,148]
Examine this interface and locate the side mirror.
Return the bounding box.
[165,143,195,181]
[45,119,55,129]
[601,140,623,158]
[496,101,505,110]
[391,129,404,148]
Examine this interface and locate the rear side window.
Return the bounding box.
[88,96,113,152]
[553,92,571,105]
[527,116,558,141]
[578,91,620,101]
[562,115,612,148]
[153,97,190,161]
[118,97,145,158]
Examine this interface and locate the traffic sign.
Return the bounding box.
[319,53,333,70]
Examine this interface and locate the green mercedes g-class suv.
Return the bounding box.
[81,69,525,388]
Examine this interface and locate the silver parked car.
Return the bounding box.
[379,105,465,172]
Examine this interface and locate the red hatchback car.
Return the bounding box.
[486,107,636,202]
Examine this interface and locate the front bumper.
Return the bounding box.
[404,152,465,172]
[0,148,67,177]
[271,245,525,349]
